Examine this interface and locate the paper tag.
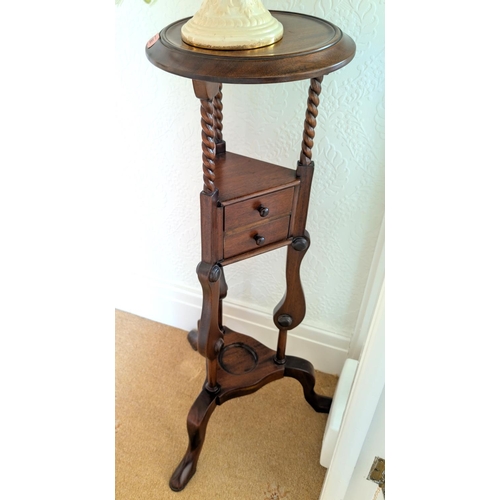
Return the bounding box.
[146,33,160,49]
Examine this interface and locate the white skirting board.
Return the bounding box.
[115,276,350,375]
[320,358,359,467]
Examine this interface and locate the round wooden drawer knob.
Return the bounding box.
[254,235,266,246]
[258,206,270,217]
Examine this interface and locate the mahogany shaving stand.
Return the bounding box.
[145,11,355,491]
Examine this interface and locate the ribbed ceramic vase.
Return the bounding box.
[181,0,284,50]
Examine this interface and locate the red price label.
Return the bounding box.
[146,33,159,49]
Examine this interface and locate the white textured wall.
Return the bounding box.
[115,0,384,343]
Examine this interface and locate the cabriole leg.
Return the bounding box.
[284,355,332,413]
[169,388,218,491]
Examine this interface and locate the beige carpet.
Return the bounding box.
[116,310,338,500]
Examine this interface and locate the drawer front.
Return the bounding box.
[224,216,290,259]
[224,188,294,232]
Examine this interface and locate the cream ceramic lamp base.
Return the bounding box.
[181,0,284,50]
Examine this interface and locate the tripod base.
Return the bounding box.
[169,327,332,491]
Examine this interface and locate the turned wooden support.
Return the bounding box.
[299,75,324,166]
[213,84,226,154]
[200,99,216,193]
[193,80,222,193]
[275,328,288,364]
[213,84,223,142]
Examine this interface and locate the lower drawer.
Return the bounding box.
[223,216,290,259]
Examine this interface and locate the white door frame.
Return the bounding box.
[320,218,385,500]
[349,215,385,360]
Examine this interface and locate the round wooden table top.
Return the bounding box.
[145,11,356,84]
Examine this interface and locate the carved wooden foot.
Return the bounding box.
[169,388,218,491]
[284,355,332,413]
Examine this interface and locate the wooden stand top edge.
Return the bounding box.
[215,151,299,203]
[145,11,356,84]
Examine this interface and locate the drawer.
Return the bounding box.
[224,216,290,259]
[224,188,294,232]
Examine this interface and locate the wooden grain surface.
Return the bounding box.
[224,186,294,232]
[215,152,299,203]
[146,11,355,84]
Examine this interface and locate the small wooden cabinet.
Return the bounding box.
[219,153,299,260]
[146,11,355,492]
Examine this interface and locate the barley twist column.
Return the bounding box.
[200,97,216,193]
[299,76,323,166]
[213,84,223,144]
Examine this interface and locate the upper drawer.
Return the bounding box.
[224,187,294,232]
